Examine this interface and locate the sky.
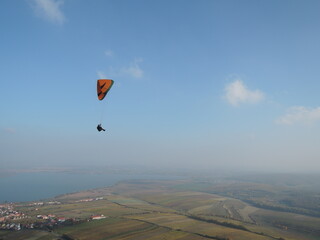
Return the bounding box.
[1,0,320,172]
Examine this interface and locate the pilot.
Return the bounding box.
[97,124,106,132]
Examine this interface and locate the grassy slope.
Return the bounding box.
[111,181,320,240]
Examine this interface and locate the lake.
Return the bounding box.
[0,171,180,203]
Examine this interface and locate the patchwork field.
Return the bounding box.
[1,179,319,240]
[57,218,210,240]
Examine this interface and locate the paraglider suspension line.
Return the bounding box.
[99,101,105,124]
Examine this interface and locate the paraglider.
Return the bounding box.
[97,79,114,132]
[97,79,114,101]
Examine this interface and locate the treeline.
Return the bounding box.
[176,229,229,240]
[243,200,320,218]
[61,234,75,240]
[195,232,229,240]
[188,215,249,231]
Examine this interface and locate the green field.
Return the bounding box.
[1,178,319,240]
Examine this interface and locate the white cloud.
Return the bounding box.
[120,58,144,79]
[97,71,107,79]
[30,0,66,25]
[105,50,114,57]
[224,80,264,106]
[276,106,320,125]
[98,58,144,80]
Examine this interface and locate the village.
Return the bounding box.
[0,197,106,231]
[0,203,25,231]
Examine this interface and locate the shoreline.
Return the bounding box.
[0,170,185,204]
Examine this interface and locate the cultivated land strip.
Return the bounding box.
[1,179,320,240]
[103,195,276,240]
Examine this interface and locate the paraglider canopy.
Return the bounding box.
[97,79,114,100]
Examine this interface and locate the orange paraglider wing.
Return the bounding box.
[97,79,114,100]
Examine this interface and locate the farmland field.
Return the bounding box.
[1,177,319,240]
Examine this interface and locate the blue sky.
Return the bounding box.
[1,0,320,172]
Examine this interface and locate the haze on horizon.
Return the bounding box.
[1,0,320,173]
